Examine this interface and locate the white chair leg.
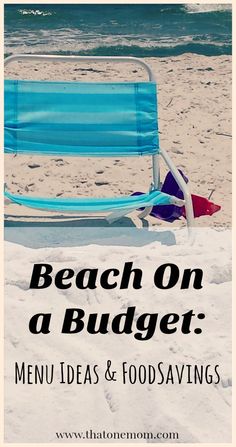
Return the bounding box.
[138,206,152,219]
[4,197,12,205]
[106,208,133,224]
[160,147,194,235]
[4,184,13,205]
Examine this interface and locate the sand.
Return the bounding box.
[4,228,232,442]
[4,55,232,443]
[4,54,232,227]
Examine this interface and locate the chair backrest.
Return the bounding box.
[4,79,159,157]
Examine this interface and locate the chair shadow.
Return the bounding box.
[4,215,176,248]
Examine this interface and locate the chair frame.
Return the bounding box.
[4,54,194,230]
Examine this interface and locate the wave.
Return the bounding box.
[17,4,233,16]
[184,4,232,14]
[18,8,53,17]
[4,42,232,59]
[5,4,232,58]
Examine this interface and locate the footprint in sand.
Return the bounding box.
[104,388,119,413]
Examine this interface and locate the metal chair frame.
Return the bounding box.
[4,54,194,230]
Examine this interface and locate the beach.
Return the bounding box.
[4,228,232,443]
[4,4,232,443]
[5,54,232,227]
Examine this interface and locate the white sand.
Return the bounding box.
[4,228,232,443]
[4,54,232,227]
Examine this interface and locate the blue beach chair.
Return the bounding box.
[4,55,194,228]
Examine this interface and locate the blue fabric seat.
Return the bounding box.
[4,188,174,212]
[4,78,176,214]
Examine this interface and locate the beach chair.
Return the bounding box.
[4,55,194,228]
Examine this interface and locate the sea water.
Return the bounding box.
[4,3,232,58]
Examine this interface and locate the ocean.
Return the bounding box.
[4,3,232,58]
